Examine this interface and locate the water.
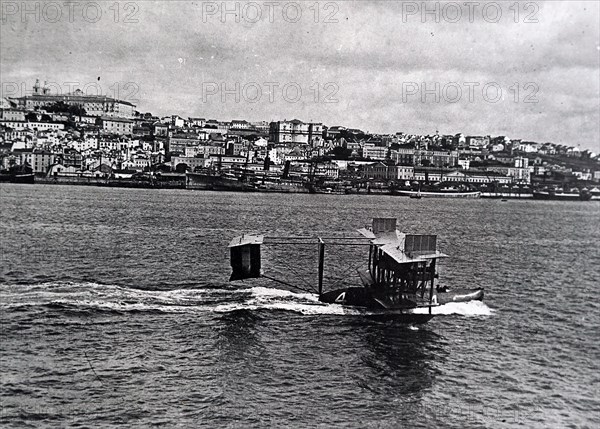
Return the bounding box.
[1,184,598,428]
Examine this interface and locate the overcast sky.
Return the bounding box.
[1,1,599,150]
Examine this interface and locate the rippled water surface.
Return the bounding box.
[1,184,598,428]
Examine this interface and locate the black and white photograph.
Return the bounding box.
[1,1,599,427]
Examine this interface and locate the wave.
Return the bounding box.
[0,282,493,318]
[0,281,248,313]
[216,287,494,317]
[413,300,494,317]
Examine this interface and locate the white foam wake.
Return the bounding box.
[412,300,493,316]
[213,286,354,315]
[1,282,493,318]
[216,287,494,317]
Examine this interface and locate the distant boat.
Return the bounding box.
[532,190,592,201]
[396,190,480,199]
[11,173,35,184]
[0,165,35,184]
[186,172,257,192]
[314,187,346,195]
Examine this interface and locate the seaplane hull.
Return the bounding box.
[319,288,435,323]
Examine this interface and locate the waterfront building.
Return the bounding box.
[47,163,79,177]
[363,163,415,181]
[171,156,209,171]
[439,170,512,184]
[394,166,415,180]
[14,149,56,173]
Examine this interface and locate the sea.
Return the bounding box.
[1,184,598,428]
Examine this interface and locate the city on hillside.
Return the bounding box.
[1,80,599,197]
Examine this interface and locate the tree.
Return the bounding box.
[329,146,352,160]
[45,101,87,116]
[175,163,189,173]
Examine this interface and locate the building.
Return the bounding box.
[59,148,83,169]
[363,144,388,161]
[314,162,340,179]
[15,149,56,174]
[12,81,135,118]
[415,150,458,168]
[170,116,186,128]
[269,120,323,145]
[465,136,490,149]
[458,159,471,170]
[0,120,64,131]
[100,117,133,135]
[200,120,230,135]
[0,109,26,121]
[123,155,151,172]
[167,134,202,154]
[440,170,512,184]
[251,121,270,134]
[194,144,226,158]
[154,122,169,137]
[47,163,79,177]
[362,162,393,181]
[390,146,415,165]
[393,166,415,180]
[188,117,206,127]
[71,136,98,153]
[510,157,530,184]
[230,120,252,130]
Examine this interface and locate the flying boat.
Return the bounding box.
[228,218,483,323]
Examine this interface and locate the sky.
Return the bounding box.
[1,0,599,150]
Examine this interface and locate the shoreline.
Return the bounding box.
[4,178,600,201]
